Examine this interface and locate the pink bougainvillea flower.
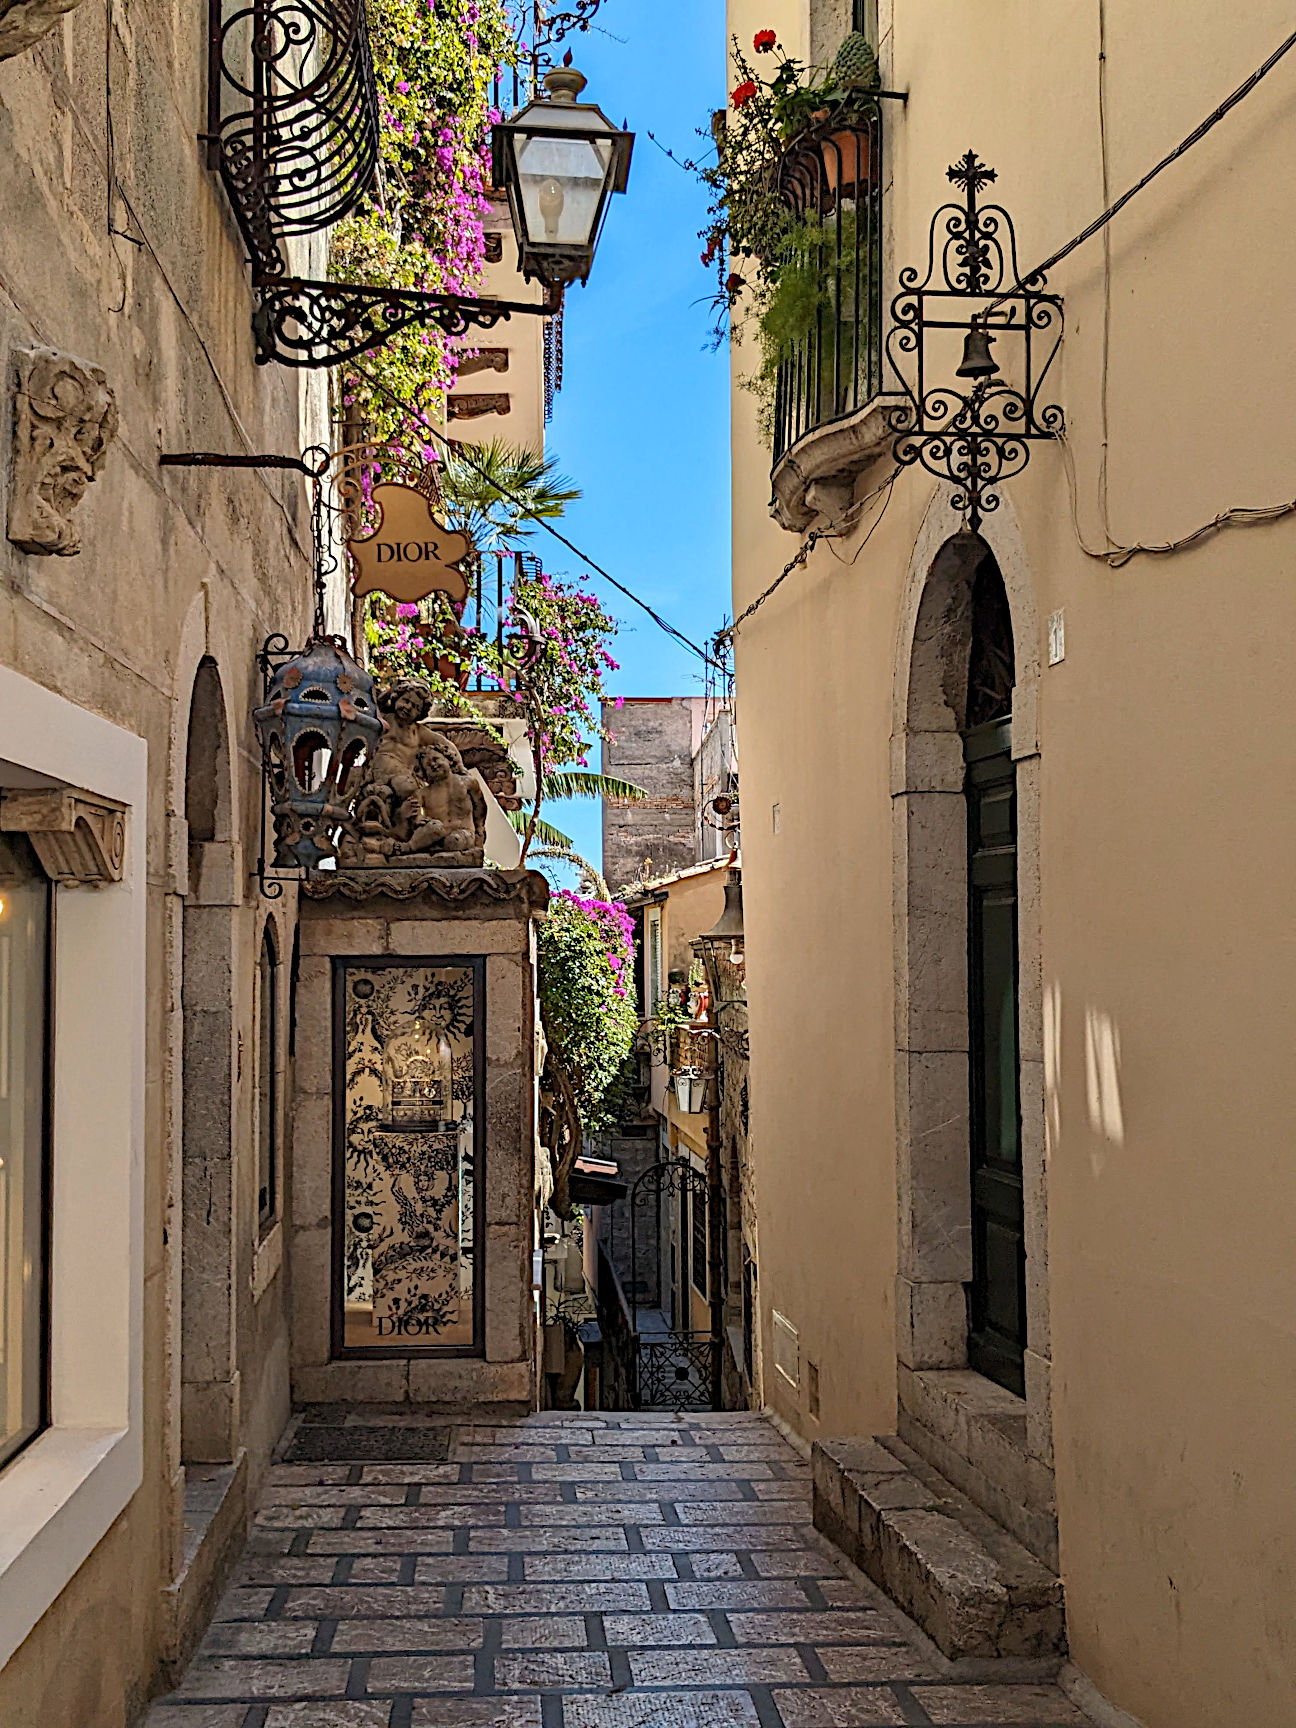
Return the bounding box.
[731,79,758,108]
[754,29,777,51]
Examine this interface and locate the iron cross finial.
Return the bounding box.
[946,152,997,200]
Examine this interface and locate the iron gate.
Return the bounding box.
[608,1157,722,1412]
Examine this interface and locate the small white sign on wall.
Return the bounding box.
[771,1309,799,1389]
[1048,610,1066,666]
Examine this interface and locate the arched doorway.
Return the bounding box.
[890,521,1054,1560]
[180,657,239,1464]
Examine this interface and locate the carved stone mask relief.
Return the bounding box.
[0,0,86,60]
[8,348,118,556]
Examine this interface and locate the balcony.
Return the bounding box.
[768,99,901,532]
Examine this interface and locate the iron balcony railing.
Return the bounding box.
[459,549,542,693]
[206,0,380,281]
[771,98,892,466]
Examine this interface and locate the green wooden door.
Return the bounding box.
[965,720,1026,1395]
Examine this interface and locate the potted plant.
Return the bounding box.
[695,28,883,441]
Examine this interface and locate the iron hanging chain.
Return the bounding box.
[310,471,331,640]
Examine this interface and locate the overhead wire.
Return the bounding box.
[986,20,1296,316]
[1035,13,1296,567]
[353,362,724,669]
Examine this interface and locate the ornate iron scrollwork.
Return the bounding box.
[635,1334,720,1413]
[207,0,380,279]
[886,153,1064,532]
[207,0,558,366]
[252,277,548,369]
[533,0,608,64]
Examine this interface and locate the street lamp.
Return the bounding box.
[494,64,634,293]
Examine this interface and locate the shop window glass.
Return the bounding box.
[335,959,483,1354]
[0,833,49,1467]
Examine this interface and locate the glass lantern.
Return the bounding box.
[253,638,384,871]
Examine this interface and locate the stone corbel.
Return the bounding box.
[8,347,118,556]
[0,788,127,884]
[446,392,511,421]
[0,0,86,58]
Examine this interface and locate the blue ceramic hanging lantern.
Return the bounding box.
[254,639,384,870]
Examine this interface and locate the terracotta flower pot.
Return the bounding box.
[820,127,873,197]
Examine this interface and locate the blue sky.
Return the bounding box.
[531,0,730,877]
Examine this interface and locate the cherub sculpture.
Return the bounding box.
[340,679,487,869]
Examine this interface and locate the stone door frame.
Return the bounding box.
[889,493,1055,1554]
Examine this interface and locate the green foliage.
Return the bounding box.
[440,440,581,552]
[537,893,638,1135]
[743,207,878,440]
[649,991,693,1064]
[697,31,881,442]
[334,0,516,454]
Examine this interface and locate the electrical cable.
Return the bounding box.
[987,21,1296,315]
[1058,432,1296,568]
[353,361,724,669]
[715,469,897,646]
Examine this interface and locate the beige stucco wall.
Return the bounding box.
[729,2,1296,1723]
[0,1,328,1718]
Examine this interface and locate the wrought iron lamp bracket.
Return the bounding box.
[886,153,1064,533]
[205,0,563,368]
[250,275,561,369]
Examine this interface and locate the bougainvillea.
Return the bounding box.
[364,565,621,768]
[537,891,638,1133]
[333,0,516,454]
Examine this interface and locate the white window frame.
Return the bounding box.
[646,907,663,1016]
[0,666,146,1669]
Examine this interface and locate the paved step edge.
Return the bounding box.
[812,1434,1066,1663]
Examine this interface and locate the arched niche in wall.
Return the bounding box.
[180,655,241,1464]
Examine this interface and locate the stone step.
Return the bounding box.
[812,1434,1065,1663]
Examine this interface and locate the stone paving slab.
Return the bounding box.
[145,1410,1082,1728]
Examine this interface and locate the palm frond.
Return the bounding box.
[439,438,581,550]
[531,846,611,900]
[507,809,574,848]
[541,771,648,804]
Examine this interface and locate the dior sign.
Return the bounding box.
[8,348,118,556]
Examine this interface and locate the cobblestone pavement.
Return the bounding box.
[146,1412,1086,1728]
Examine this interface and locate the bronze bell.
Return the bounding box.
[956,324,999,379]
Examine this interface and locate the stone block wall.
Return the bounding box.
[601,698,700,891]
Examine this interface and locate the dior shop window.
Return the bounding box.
[334,958,485,1355]
[0,833,50,1469]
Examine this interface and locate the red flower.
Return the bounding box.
[731,79,758,108]
[753,29,777,52]
[725,272,747,295]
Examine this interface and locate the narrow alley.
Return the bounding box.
[147,1412,1082,1728]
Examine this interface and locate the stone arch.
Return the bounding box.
[889,491,1054,1562]
[179,652,242,1464]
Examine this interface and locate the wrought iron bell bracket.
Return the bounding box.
[886,152,1065,534]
